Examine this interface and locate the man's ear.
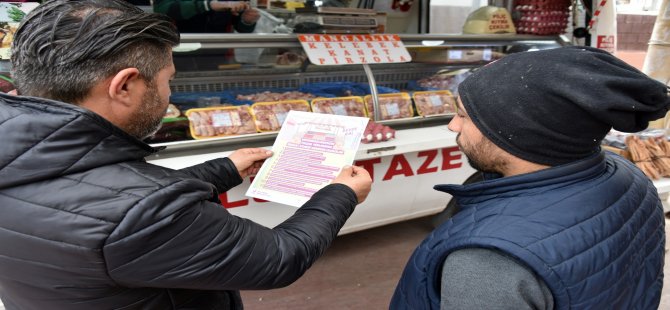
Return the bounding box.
[108,68,144,108]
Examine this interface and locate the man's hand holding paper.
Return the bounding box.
[332,165,371,204]
[228,148,273,178]
[246,111,371,207]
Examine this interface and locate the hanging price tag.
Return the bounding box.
[298,34,412,66]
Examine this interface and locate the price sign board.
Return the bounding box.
[298,34,412,66]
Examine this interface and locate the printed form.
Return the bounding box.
[247,111,369,207]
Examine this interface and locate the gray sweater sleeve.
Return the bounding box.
[441,248,554,310]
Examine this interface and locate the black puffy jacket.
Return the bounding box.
[0,94,358,309]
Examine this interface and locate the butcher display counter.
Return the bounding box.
[147,33,569,234]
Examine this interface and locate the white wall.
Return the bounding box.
[429,0,488,34]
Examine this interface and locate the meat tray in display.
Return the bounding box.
[186,105,257,139]
[250,100,311,132]
[310,96,367,117]
[412,90,456,116]
[363,93,414,120]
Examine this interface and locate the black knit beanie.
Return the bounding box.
[458,46,670,166]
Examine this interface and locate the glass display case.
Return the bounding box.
[145,33,568,234]
[153,33,568,148]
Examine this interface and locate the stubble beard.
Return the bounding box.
[126,83,165,141]
[456,133,507,174]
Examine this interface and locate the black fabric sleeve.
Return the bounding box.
[178,158,242,193]
[103,181,357,290]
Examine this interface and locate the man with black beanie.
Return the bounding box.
[391,46,670,310]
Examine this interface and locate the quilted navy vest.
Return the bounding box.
[391,152,665,310]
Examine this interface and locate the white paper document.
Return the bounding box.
[246,111,369,207]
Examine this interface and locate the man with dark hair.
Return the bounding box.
[0,1,371,309]
[391,46,670,309]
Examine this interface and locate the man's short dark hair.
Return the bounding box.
[11,0,180,104]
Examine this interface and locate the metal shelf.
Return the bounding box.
[149,114,454,157]
[175,33,569,50]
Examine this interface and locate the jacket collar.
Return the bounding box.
[434,151,607,204]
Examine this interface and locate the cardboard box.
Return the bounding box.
[602,145,631,160]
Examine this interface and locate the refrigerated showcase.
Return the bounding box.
[147,33,568,234]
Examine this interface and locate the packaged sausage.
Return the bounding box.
[250,100,311,132]
[185,105,257,140]
[310,96,367,117]
[361,120,396,144]
[412,90,456,116]
[364,93,414,120]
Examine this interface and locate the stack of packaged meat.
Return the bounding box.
[412,90,457,116]
[310,96,367,117]
[361,120,396,143]
[364,93,414,120]
[186,105,257,139]
[236,91,316,103]
[250,100,311,132]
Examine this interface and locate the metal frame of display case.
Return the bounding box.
[176,33,569,47]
